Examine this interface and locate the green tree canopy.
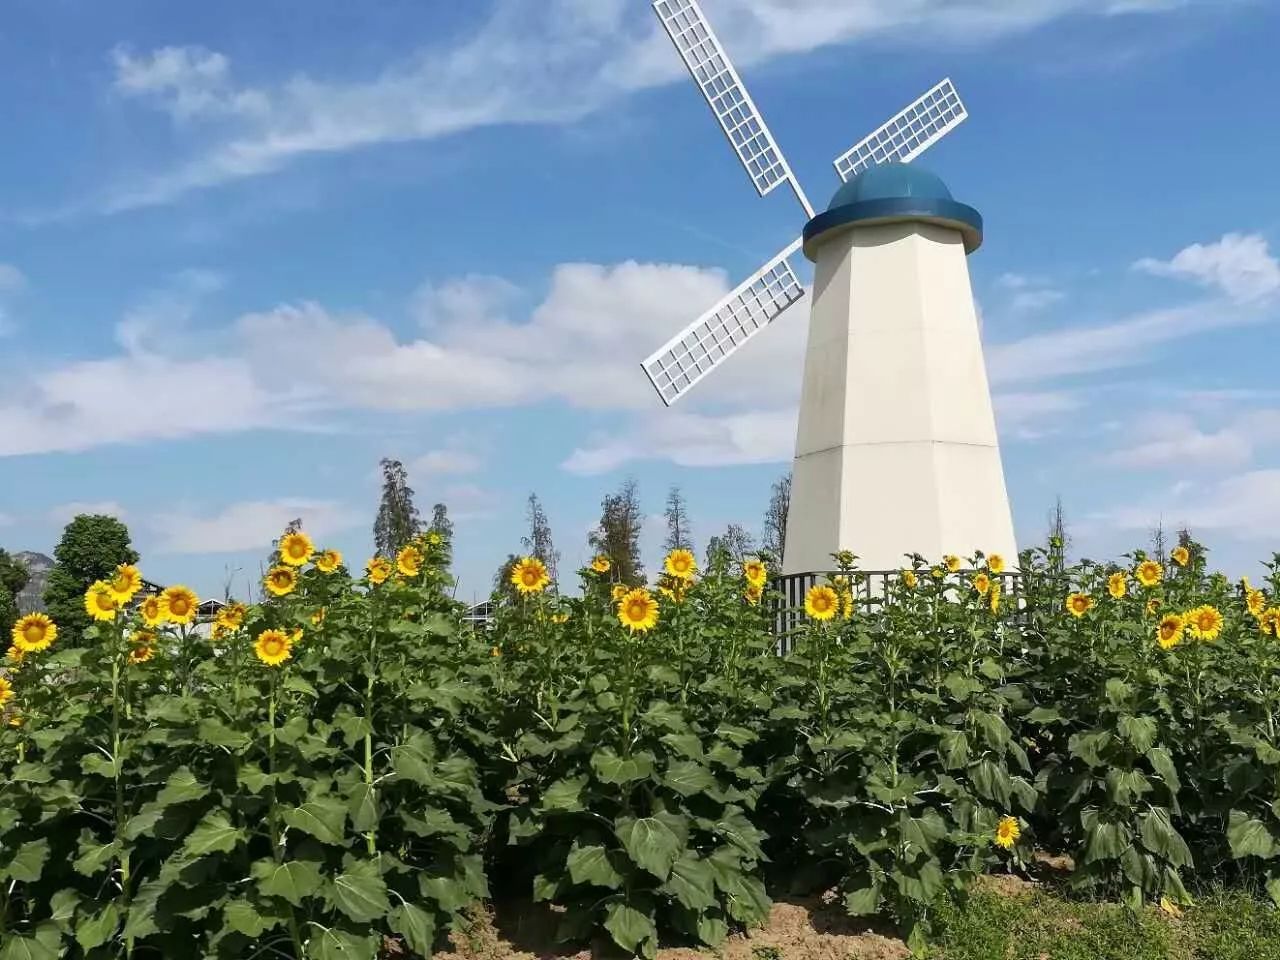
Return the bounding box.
[0,548,30,637]
[43,514,139,644]
[373,458,421,558]
[588,479,645,586]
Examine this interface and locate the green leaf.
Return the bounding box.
[661,732,704,759]
[75,902,119,951]
[390,740,434,785]
[1083,818,1130,864]
[662,760,718,798]
[706,743,743,768]
[4,840,49,883]
[604,901,657,958]
[1069,730,1112,768]
[894,857,944,904]
[155,766,208,807]
[845,882,882,916]
[661,854,716,910]
[541,776,588,812]
[939,731,969,770]
[1117,715,1158,753]
[1266,876,1280,908]
[1027,706,1063,724]
[283,796,347,844]
[181,810,245,858]
[722,872,771,924]
[591,748,654,785]
[1105,677,1133,706]
[1228,810,1280,860]
[970,758,1011,807]
[252,859,324,907]
[197,718,251,750]
[566,843,624,889]
[1105,768,1152,806]
[1121,845,1159,891]
[617,816,683,880]
[973,711,1011,751]
[331,860,390,923]
[389,903,436,956]
[1146,747,1182,794]
[0,929,60,960]
[48,889,78,933]
[9,762,52,784]
[348,783,379,834]
[223,899,271,938]
[72,839,120,878]
[306,928,378,960]
[1139,809,1193,868]
[696,913,729,947]
[421,875,474,912]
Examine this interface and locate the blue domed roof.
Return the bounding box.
[802,161,983,259]
[826,162,953,211]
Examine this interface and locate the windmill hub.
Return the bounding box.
[803,163,983,259]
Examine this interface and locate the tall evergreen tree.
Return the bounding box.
[428,503,455,566]
[705,523,757,569]
[663,486,694,554]
[521,494,559,583]
[588,478,645,585]
[1150,520,1168,565]
[761,473,791,564]
[267,518,302,568]
[43,514,140,644]
[373,458,421,557]
[1046,496,1069,572]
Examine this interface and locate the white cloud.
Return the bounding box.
[150,499,360,554]
[48,501,127,526]
[562,408,795,475]
[1100,469,1280,540]
[1101,409,1280,471]
[409,448,484,477]
[992,390,1082,437]
[993,272,1065,313]
[1134,232,1280,304]
[99,0,1228,210]
[0,264,26,293]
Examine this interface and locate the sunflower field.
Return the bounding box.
[4,532,1280,959]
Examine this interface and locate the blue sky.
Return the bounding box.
[2,0,1280,603]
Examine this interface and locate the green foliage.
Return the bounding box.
[589,477,645,586]
[42,515,139,644]
[373,457,421,558]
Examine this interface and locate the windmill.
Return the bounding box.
[641,0,1017,575]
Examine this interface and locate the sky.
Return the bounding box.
[2,0,1280,603]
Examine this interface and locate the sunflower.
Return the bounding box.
[611,583,628,602]
[128,644,154,665]
[551,612,570,624]
[658,576,689,604]
[490,646,502,658]
[84,581,119,621]
[396,545,424,578]
[1066,593,1094,618]
[930,566,945,579]
[1145,598,1161,618]
[216,602,247,631]
[972,573,992,597]
[7,645,24,664]
[315,549,342,574]
[367,557,392,585]
[263,566,297,597]
[987,554,1006,575]
[139,594,165,627]
[745,583,763,605]
[311,607,327,627]
[107,564,143,603]
[1260,608,1280,638]
[742,558,768,587]
[994,816,1021,850]
[7,711,22,728]
[1135,560,1164,588]
[1186,604,1224,642]
[11,613,56,654]
[161,586,199,624]
[1157,614,1185,650]
[1171,546,1190,567]
[989,581,1002,614]
[901,569,918,590]
[426,531,443,546]
[944,555,962,573]
[254,629,293,667]
[617,588,659,633]
[1246,589,1266,618]
[663,549,697,581]
[831,576,855,620]
[278,531,315,567]
[591,555,612,574]
[1107,572,1127,600]
[511,557,550,595]
[805,585,839,621]
[0,676,12,708]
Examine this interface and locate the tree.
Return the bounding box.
[267,518,302,568]
[705,523,757,569]
[373,458,421,557]
[1150,520,1168,565]
[589,479,645,586]
[43,515,140,644]
[761,473,791,565]
[663,487,694,554]
[428,503,454,542]
[521,494,559,584]
[1045,496,1068,573]
[0,548,29,638]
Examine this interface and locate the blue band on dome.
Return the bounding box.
[803,196,983,259]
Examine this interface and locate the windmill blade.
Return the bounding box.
[653,0,813,217]
[642,238,805,406]
[833,78,968,182]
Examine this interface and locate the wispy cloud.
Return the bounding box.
[1134,232,1280,304]
[95,0,1233,212]
[150,498,360,554]
[1098,469,1280,540]
[48,501,127,526]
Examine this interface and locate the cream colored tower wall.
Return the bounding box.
[782,220,1017,574]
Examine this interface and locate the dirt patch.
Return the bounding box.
[435,897,911,960]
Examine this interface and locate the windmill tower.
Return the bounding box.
[640,0,1017,574]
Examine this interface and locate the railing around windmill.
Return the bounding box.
[768,569,1029,655]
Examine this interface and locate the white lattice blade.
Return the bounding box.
[642,239,805,406]
[653,0,801,203]
[833,78,968,182]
